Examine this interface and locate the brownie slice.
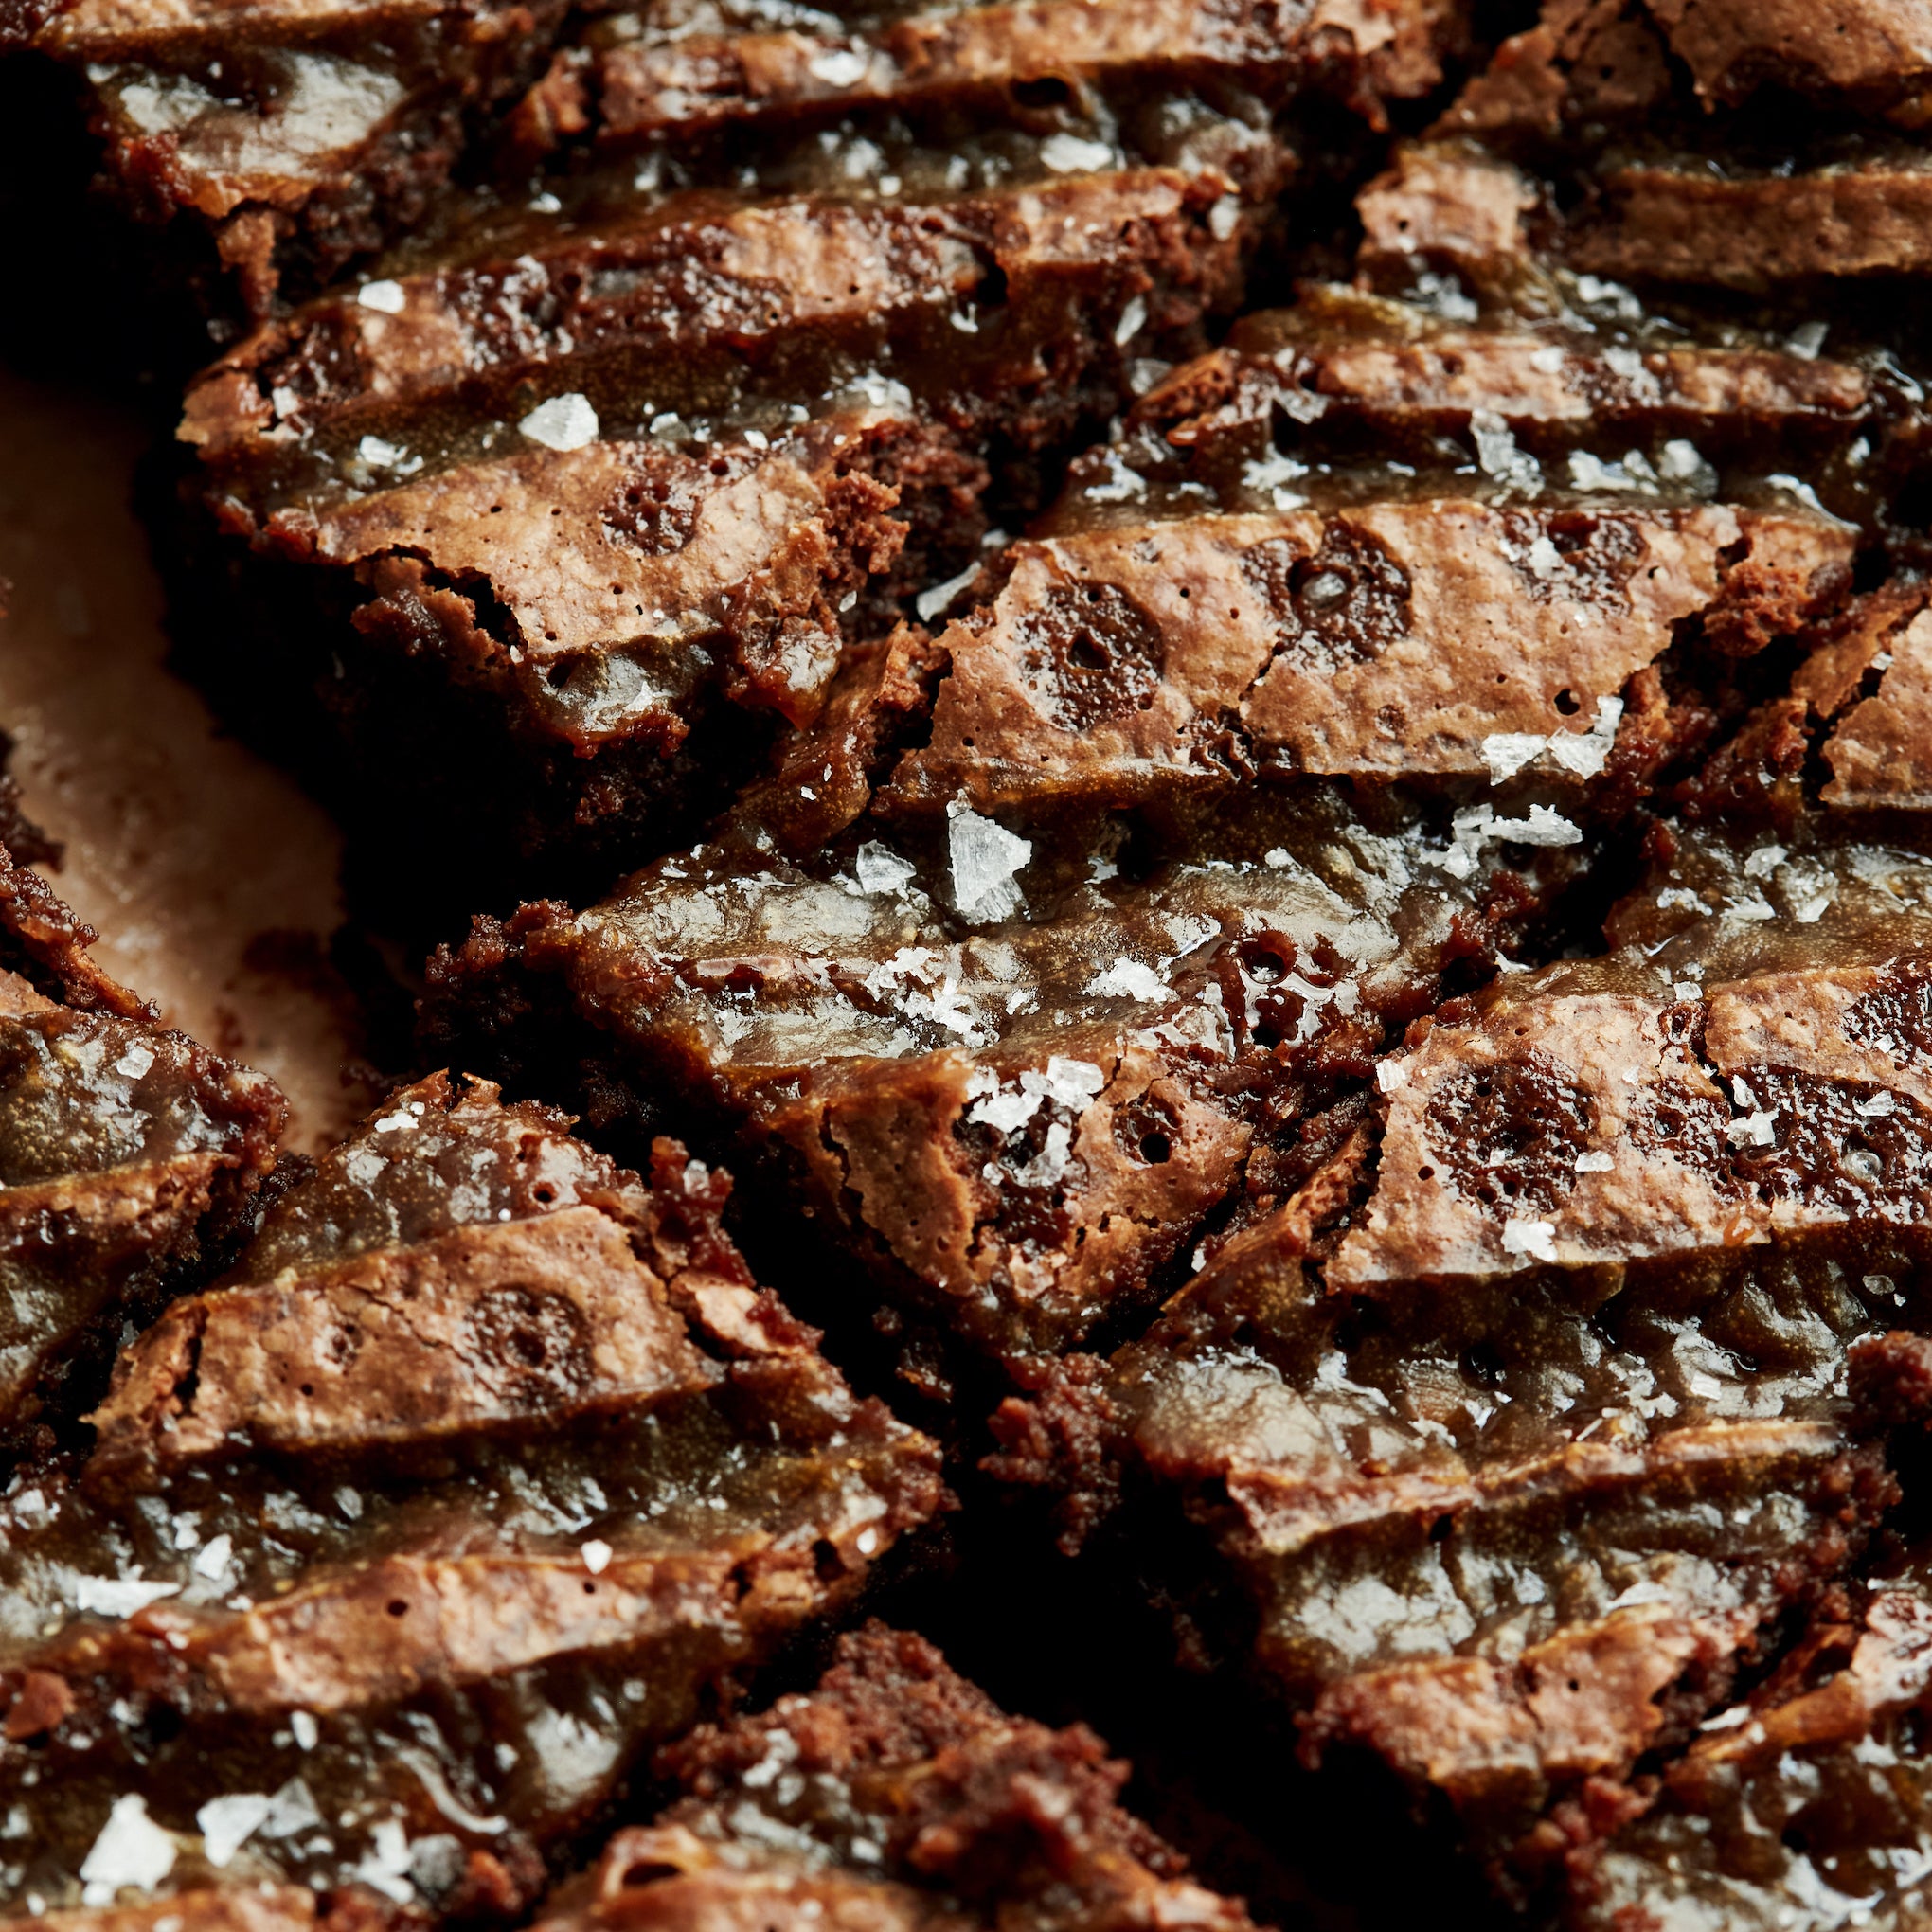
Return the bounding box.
[1570,1526,1932,1931]
[530,1622,1254,1932]
[989,826,1932,1896]
[881,281,1866,824]
[5,0,571,328]
[422,782,1570,1377]
[0,845,284,1448]
[1106,282,1913,531]
[170,110,1283,920]
[1372,0,1932,295]
[513,0,1466,156]
[0,1073,941,1920]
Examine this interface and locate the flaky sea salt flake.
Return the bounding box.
[1085,958,1171,1001]
[1501,1218,1558,1262]
[947,802,1031,922]
[1040,133,1113,173]
[1481,732,1546,782]
[80,1796,176,1900]
[76,1572,181,1618]
[197,1793,272,1868]
[519,392,599,453]
[915,564,979,623]
[808,47,868,86]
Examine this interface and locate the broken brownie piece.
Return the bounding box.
[7,0,571,326]
[530,1622,1254,1932]
[0,1073,941,1920]
[0,844,283,1447]
[422,787,1565,1374]
[1569,1526,1932,1931]
[989,826,1932,1894]
[170,111,1280,917]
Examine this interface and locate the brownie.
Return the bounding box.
[0,844,284,1449]
[989,823,1932,1896]
[512,0,1466,157]
[170,103,1288,921]
[1569,1528,1932,1930]
[419,247,1921,1386]
[4,0,571,330]
[530,1622,1255,1932]
[422,774,1586,1380]
[1368,0,1932,296]
[1101,282,1914,528]
[879,268,1885,825]
[0,1074,941,1920]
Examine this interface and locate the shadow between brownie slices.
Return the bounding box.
[981,819,1932,1914]
[0,1070,942,1921]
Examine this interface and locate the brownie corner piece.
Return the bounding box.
[533,1621,1256,1932]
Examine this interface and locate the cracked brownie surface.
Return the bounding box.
[23,0,1932,1926]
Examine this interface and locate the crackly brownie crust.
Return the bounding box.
[1566,1523,1932,1928]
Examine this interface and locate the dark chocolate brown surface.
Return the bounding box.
[23,1,1932,1927]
